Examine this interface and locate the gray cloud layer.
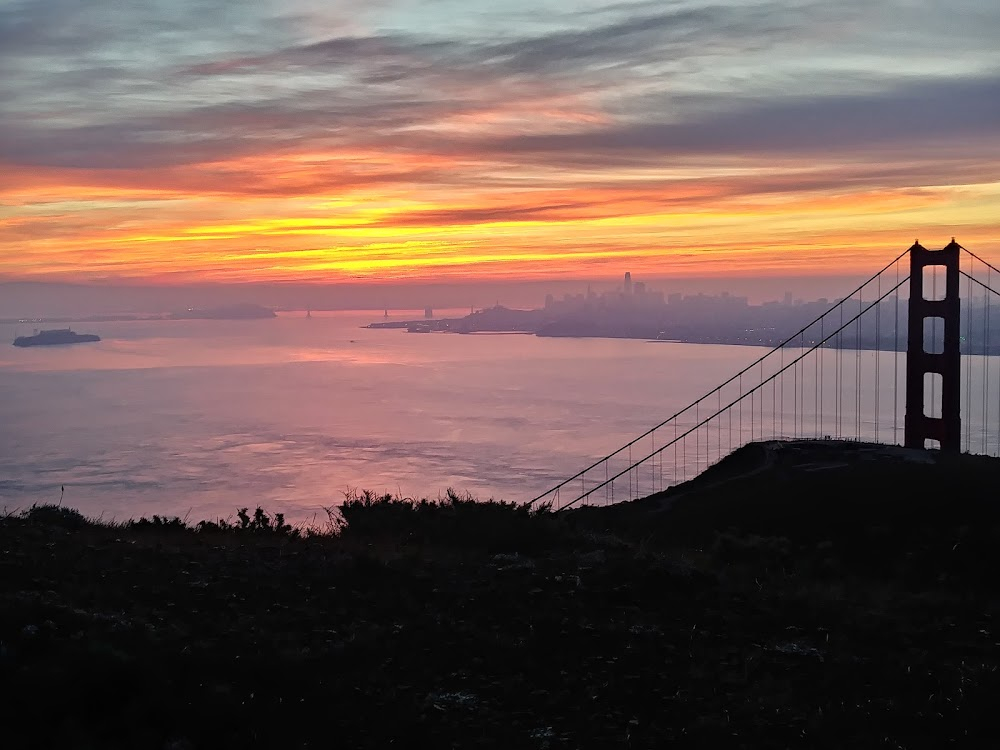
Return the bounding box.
[1,0,998,182]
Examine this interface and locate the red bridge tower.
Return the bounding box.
[904,239,962,451]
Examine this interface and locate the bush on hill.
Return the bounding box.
[336,489,562,551]
[20,504,91,530]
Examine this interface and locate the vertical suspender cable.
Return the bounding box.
[966,253,973,450]
[875,273,881,442]
[838,301,844,438]
[760,360,765,440]
[651,432,656,494]
[728,392,732,456]
[800,330,805,438]
[780,346,785,437]
[814,321,820,438]
[820,315,825,437]
[694,401,701,476]
[995,266,1000,455]
[674,418,678,487]
[895,266,902,441]
[856,287,862,441]
[793,338,798,437]
[772,365,777,438]
[984,267,991,454]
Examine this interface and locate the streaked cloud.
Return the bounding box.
[1,0,998,282]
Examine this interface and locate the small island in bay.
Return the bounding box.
[12,328,101,347]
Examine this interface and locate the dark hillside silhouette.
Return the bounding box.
[3,443,1000,748]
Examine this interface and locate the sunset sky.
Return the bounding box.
[1,0,998,285]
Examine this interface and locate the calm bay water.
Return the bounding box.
[1,310,996,522]
[0,310,762,522]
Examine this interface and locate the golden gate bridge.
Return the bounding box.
[532,239,1000,510]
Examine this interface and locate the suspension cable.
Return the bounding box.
[961,270,1000,298]
[960,245,1000,276]
[563,275,910,508]
[528,249,911,503]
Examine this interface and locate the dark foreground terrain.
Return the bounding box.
[3,441,1000,749]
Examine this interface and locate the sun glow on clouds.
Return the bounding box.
[1,0,999,284]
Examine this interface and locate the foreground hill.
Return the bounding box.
[575,439,1000,567]
[2,442,999,749]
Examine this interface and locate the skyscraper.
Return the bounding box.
[624,271,632,295]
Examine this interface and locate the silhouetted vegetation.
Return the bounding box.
[195,506,299,536]
[337,489,562,552]
[19,503,92,530]
[3,443,1000,748]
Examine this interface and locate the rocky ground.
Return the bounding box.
[2,442,999,749]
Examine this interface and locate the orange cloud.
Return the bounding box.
[4,41,1000,284]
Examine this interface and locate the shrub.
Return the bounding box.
[120,507,301,538]
[22,504,91,530]
[337,489,561,551]
[225,507,299,537]
[126,515,188,532]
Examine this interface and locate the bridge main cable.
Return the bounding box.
[529,247,910,506]
[959,244,1000,276]
[560,274,911,509]
[961,270,1000,297]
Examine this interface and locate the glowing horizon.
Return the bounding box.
[2,1,998,284]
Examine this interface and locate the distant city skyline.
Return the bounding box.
[0,271,886,320]
[545,271,832,313]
